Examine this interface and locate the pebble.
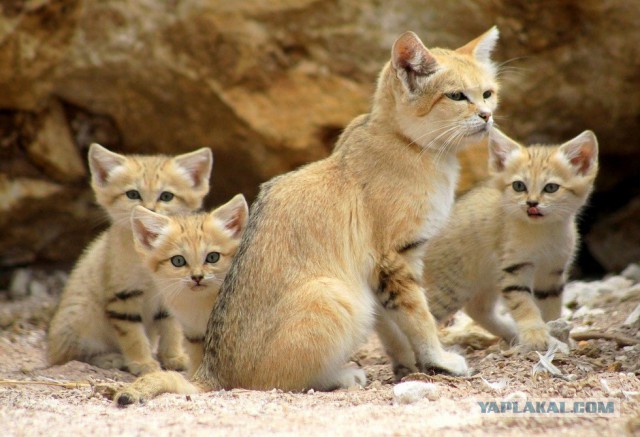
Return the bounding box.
[621,263,640,283]
[9,269,31,299]
[393,381,438,404]
[624,303,640,326]
[547,319,572,344]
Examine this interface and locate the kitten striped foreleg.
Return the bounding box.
[500,262,550,350]
[533,268,567,322]
[105,289,161,375]
[154,308,189,372]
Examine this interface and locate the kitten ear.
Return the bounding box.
[173,147,213,189]
[456,26,499,67]
[131,206,171,251]
[488,128,521,172]
[391,31,439,93]
[559,130,599,176]
[88,143,126,187]
[211,194,248,239]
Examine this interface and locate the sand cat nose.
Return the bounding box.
[478,111,492,122]
[527,200,539,207]
[191,275,204,284]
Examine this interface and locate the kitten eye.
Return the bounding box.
[159,191,174,202]
[512,181,527,192]
[445,92,467,101]
[483,90,493,99]
[126,190,141,200]
[170,255,187,267]
[543,183,560,193]
[205,252,221,264]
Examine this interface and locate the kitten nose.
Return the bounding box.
[527,200,539,207]
[478,111,492,122]
[191,275,204,284]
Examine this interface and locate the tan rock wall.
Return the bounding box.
[1,0,638,272]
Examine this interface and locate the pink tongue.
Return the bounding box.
[528,207,540,215]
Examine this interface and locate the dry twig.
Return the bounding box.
[571,331,639,347]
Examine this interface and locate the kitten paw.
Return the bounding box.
[518,325,551,351]
[421,350,468,376]
[160,353,190,372]
[126,359,162,376]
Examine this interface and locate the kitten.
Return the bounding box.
[424,128,599,350]
[113,27,500,403]
[47,143,213,375]
[129,195,248,376]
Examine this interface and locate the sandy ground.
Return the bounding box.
[1,270,640,436]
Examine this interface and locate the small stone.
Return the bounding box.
[621,264,640,283]
[547,319,572,344]
[9,269,31,299]
[29,279,49,299]
[624,303,640,326]
[393,381,438,404]
[307,388,315,395]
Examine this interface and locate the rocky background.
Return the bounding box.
[1,0,639,281]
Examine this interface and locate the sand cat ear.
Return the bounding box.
[489,128,521,172]
[88,143,127,187]
[211,194,248,239]
[173,147,213,188]
[131,206,171,251]
[456,26,499,67]
[559,130,599,176]
[391,31,439,93]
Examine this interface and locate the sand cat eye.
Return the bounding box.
[483,90,493,99]
[205,252,221,264]
[445,92,467,101]
[170,255,187,267]
[125,190,141,200]
[159,191,174,202]
[512,181,527,192]
[543,183,560,193]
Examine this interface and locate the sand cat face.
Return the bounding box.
[488,129,598,224]
[88,143,213,227]
[130,194,248,297]
[390,28,500,153]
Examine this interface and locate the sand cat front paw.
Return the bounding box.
[421,350,468,376]
[126,359,162,376]
[518,325,551,351]
[159,352,189,372]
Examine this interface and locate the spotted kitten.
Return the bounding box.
[129,194,248,376]
[47,144,213,375]
[424,128,598,350]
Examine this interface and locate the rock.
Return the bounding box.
[587,197,640,273]
[621,264,640,283]
[547,319,572,344]
[26,100,86,183]
[393,381,439,404]
[0,0,639,272]
[624,304,640,327]
[9,269,31,300]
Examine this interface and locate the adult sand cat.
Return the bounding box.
[114,27,500,403]
[192,27,500,391]
[424,128,598,350]
[47,144,213,375]
[129,195,248,375]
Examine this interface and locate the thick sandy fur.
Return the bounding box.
[47,145,212,375]
[424,129,599,350]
